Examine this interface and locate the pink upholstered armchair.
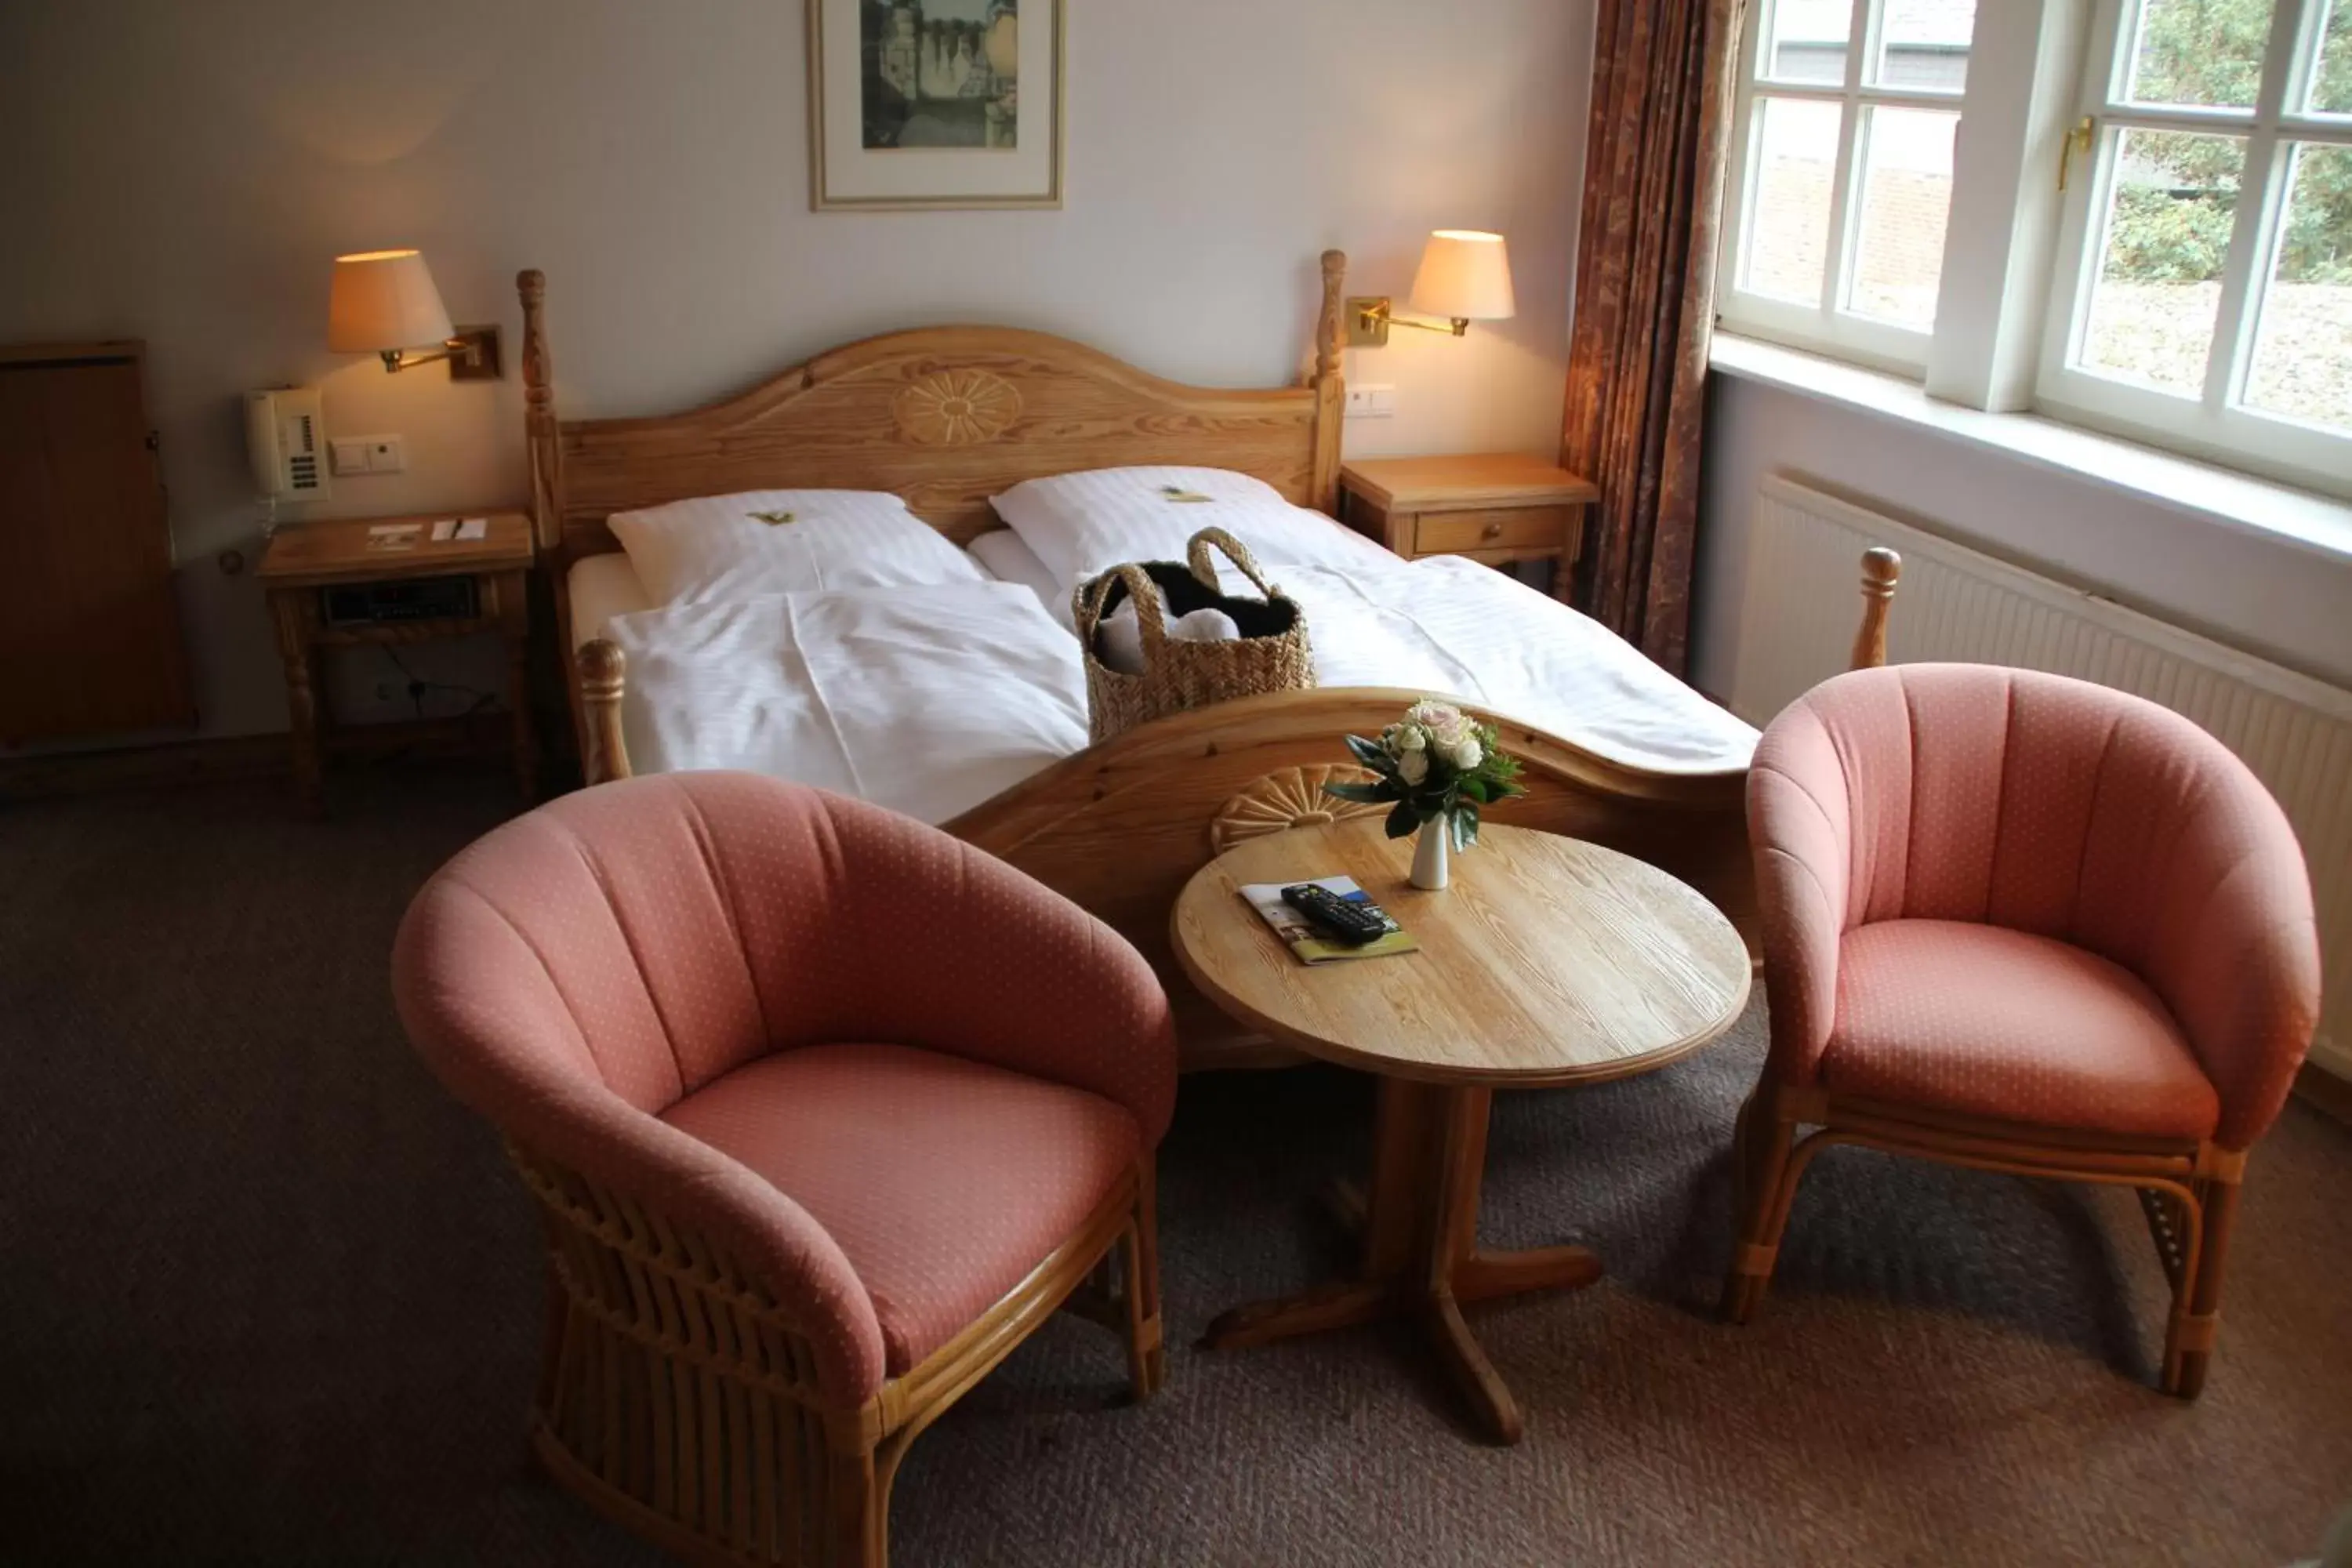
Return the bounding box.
[1726,664,2320,1398]
[393,772,1176,1568]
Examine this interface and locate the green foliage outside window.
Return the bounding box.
[2110,0,2350,285]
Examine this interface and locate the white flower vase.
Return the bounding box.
[1410,818,1451,891]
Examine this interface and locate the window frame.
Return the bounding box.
[1715,0,2352,502]
[1716,0,1973,375]
[2033,0,2352,495]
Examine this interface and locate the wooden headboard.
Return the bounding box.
[517,253,1351,566]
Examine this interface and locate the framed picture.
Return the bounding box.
[808,0,1065,211]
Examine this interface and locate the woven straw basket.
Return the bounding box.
[1073,527,1315,743]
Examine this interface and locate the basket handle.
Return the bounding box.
[1073,562,1172,656]
[1186,527,1280,602]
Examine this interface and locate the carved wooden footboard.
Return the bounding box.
[571,549,1900,1072]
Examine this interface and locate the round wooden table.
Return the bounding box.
[1172,817,1750,1443]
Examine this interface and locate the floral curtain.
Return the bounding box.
[1561,0,1748,677]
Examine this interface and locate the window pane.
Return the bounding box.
[1740,98,1843,304]
[2124,0,2275,110]
[2244,144,2352,431]
[2308,0,2352,115]
[1846,107,1958,329]
[1871,0,1975,92]
[1765,0,1851,84]
[2078,129,2247,397]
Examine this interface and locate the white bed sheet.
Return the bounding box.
[577,518,1759,826]
[568,553,657,649]
[966,529,1076,631]
[603,583,1090,826]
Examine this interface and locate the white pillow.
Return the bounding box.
[608,489,984,606]
[967,528,1078,631]
[990,466,1395,591]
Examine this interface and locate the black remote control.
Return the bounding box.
[1281,884,1390,946]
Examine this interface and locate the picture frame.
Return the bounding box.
[808,0,1065,212]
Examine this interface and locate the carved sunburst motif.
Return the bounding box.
[1211,765,1385,854]
[895,368,1021,445]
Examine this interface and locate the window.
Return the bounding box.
[1719,0,1976,372]
[1718,0,2352,498]
[2040,0,2352,484]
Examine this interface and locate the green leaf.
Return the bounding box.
[1344,734,1390,768]
[1453,805,1479,851]
[1321,781,1388,804]
[1457,775,1490,803]
[1385,800,1420,840]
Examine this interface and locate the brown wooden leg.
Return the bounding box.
[1203,1076,1442,1348]
[2162,1174,2236,1400]
[828,1444,886,1568]
[1204,1075,1603,1444]
[1123,1160,1167,1400]
[1724,1083,1799,1325]
[1420,1087,1522,1443]
[496,568,539,803]
[269,587,325,817]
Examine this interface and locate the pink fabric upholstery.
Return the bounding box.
[1751,665,2319,1149]
[663,1043,1140,1374]
[392,772,1176,1410]
[1826,921,2220,1139]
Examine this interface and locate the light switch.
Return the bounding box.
[1344,383,1396,419]
[329,438,370,476]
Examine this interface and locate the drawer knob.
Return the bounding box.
[1481,520,1504,541]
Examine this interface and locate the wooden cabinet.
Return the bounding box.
[0,342,191,743]
[257,511,539,815]
[1337,453,1599,602]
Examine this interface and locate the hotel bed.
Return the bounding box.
[517,256,1892,1070]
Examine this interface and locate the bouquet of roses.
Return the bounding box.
[1325,698,1526,849]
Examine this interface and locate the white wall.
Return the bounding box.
[1693,377,2352,701]
[0,0,1591,741]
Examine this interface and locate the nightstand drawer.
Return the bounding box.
[1414,504,1573,557]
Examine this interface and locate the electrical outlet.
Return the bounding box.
[366,436,406,474]
[1344,383,1396,419]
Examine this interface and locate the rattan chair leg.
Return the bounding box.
[1723,1090,1800,1325]
[1123,1160,1167,1400]
[2161,1174,2238,1400]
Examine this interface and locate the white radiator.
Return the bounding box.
[1731,473,2352,1083]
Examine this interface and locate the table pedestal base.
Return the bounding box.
[1203,1078,1602,1444]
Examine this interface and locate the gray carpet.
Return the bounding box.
[4,764,2349,1566]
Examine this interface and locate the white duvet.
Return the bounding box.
[601,553,1757,826]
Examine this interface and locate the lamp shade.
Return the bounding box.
[1409,230,1515,322]
[328,249,455,353]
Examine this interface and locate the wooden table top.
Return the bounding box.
[1338,453,1599,512]
[258,510,534,588]
[1172,819,1750,1088]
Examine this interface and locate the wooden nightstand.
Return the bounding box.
[258,511,538,815]
[1337,454,1599,601]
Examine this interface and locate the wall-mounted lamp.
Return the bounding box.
[1348,230,1517,348]
[328,249,501,378]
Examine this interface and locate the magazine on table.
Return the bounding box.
[1237,876,1419,964]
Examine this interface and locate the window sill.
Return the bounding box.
[1707,334,2352,569]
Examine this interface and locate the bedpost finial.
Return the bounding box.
[1861,546,1901,597]
[1315,250,1347,383]
[1849,547,1901,671]
[579,637,626,694]
[517,267,545,305]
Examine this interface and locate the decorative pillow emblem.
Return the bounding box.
[747,510,798,525]
[1160,485,1214,503]
[895,368,1022,445]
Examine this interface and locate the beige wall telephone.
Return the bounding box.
[245,387,330,504]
